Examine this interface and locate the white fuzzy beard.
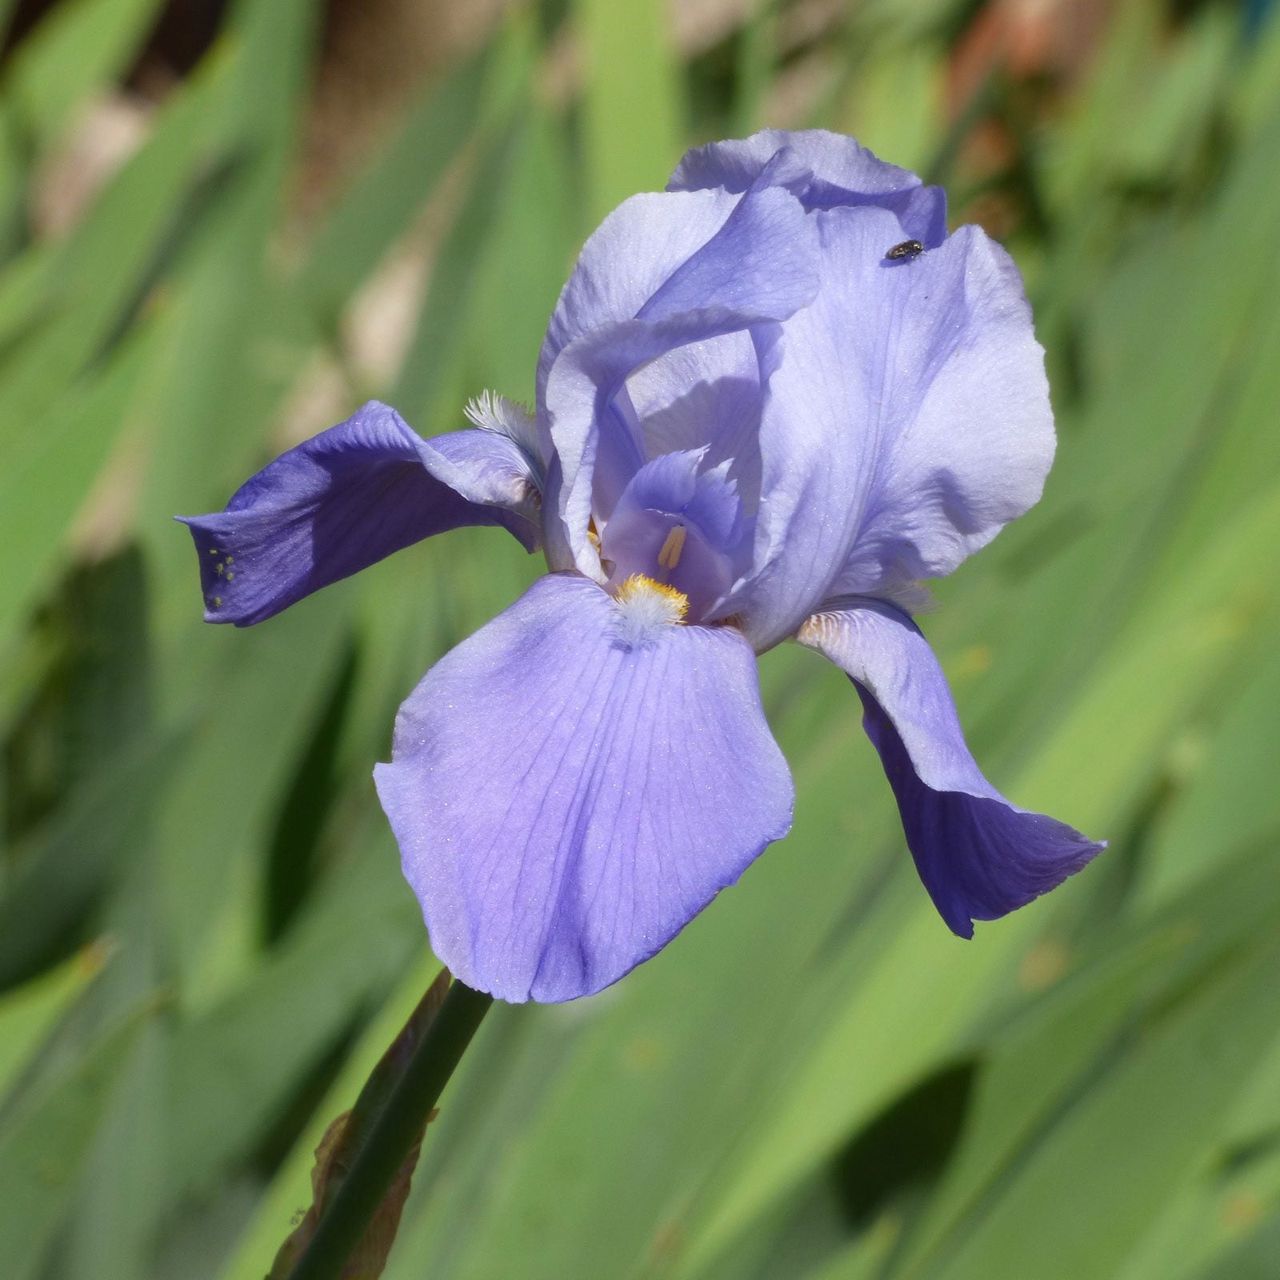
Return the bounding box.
[611,575,689,648]
[463,389,539,457]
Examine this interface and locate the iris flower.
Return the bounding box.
[181,131,1103,1003]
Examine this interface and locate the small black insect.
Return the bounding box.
[884,239,924,261]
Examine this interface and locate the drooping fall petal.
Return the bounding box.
[798,598,1104,936]
[179,402,538,625]
[375,575,794,1002]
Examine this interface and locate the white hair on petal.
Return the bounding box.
[463,389,539,456]
[612,575,688,648]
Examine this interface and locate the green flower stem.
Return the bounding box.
[285,978,494,1280]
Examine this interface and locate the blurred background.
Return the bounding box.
[2,0,1279,1277]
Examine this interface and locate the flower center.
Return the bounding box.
[600,508,733,622]
[611,573,689,646]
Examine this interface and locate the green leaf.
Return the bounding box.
[0,993,157,1280]
[266,970,452,1279]
[893,837,1280,1279]
[216,952,443,1280]
[576,0,684,221]
[0,945,108,1096]
[0,323,153,661]
[926,932,1280,1280]
[164,821,422,1206]
[1,0,161,152]
[301,48,493,327]
[0,732,180,989]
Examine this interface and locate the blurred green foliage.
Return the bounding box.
[1,0,1278,1277]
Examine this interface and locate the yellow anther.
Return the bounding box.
[656,524,687,571]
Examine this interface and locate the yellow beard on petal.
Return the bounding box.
[613,574,689,645]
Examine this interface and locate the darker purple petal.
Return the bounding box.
[178,401,538,626]
[374,574,794,1002]
[798,598,1104,936]
[667,129,947,245]
[858,691,1103,936]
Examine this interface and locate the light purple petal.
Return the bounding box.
[537,159,816,400]
[798,598,1104,936]
[538,175,818,580]
[537,189,739,401]
[718,304,870,650]
[626,331,765,506]
[374,574,794,1002]
[179,401,538,626]
[829,224,1055,603]
[728,209,1054,650]
[668,129,947,244]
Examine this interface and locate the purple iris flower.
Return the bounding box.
[180,131,1103,1003]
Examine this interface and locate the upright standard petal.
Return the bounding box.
[830,224,1056,603]
[730,209,1054,650]
[179,402,539,626]
[540,178,818,581]
[667,128,947,245]
[625,331,764,500]
[798,599,1103,937]
[374,574,794,1002]
[537,165,816,402]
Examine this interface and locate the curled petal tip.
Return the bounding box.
[798,598,1105,933]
